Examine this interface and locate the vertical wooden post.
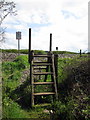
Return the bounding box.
[29,28,31,63]
[54,54,58,90]
[30,50,34,107]
[80,49,82,57]
[50,33,52,51]
[51,54,58,100]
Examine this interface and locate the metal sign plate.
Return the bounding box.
[16,32,21,40]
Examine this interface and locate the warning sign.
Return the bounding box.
[16,32,21,40]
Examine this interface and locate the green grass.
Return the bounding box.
[2,55,31,119]
[2,52,89,119]
[2,49,78,54]
[53,50,77,54]
[2,49,47,54]
[50,55,90,120]
[2,54,51,119]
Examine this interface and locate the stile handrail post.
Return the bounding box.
[29,28,31,63]
[50,33,52,52]
[54,54,58,90]
[80,49,82,57]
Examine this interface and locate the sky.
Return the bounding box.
[1,0,89,52]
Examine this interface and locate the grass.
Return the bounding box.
[51,55,90,120]
[2,55,31,119]
[2,49,78,54]
[2,52,90,119]
[2,54,51,119]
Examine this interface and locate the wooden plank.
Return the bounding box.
[34,82,54,85]
[33,72,53,75]
[33,67,47,69]
[33,55,51,57]
[32,63,52,66]
[33,62,50,64]
[33,92,55,96]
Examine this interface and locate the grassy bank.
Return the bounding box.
[2,53,90,119]
[49,56,90,120]
[2,49,77,54]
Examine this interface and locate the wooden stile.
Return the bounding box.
[29,28,58,107]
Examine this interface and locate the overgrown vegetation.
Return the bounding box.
[2,54,50,119]
[2,55,30,118]
[2,49,77,54]
[48,56,90,120]
[2,49,47,54]
[2,52,90,119]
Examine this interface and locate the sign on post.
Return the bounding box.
[16,31,21,55]
[16,32,21,40]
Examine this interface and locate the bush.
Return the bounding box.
[53,51,77,54]
[57,57,90,120]
[34,50,47,55]
[14,55,29,69]
[48,100,75,120]
[3,96,28,118]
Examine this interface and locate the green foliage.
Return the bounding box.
[34,50,47,54]
[2,49,78,55]
[2,49,19,53]
[53,51,77,54]
[3,96,29,118]
[2,55,30,118]
[2,51,90,119]
[58,57,73,83]
[48,100,75,120]
[2,49,47,54]
[57,57,90,120]
[14,55,29,69]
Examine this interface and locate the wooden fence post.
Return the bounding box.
[80,49,82,57]
[54,54,58,89]
[50,33,52,51]
[28,28,31,63]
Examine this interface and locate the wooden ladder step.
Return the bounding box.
[33,67,47,69]
[32,63,52,66]
[34,82,54,85]
[33,92,55,96]
[33,72,53,75]
[33,55,51,57]
[33,62,50,64]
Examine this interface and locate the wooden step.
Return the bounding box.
[32,63,52,66]
[33,62,50,64]
[34,82,54,85]
[33,92,55,96]
[33,72,53,75]
[33,55,51,57]
[33,67,47,69]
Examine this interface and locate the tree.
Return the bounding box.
[0,0,16,43]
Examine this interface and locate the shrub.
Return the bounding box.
[57,57,90,120]
[48,100,75,120]
[3,96,28,118]
[14,55,29,70]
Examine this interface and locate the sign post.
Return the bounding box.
[16,31,21,55]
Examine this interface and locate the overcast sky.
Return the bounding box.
[2,0,89,52]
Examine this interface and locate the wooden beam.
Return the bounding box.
[28,28,31,63]
[50,33,52,51]
[54,54,58,89]
[33,92,55,96]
